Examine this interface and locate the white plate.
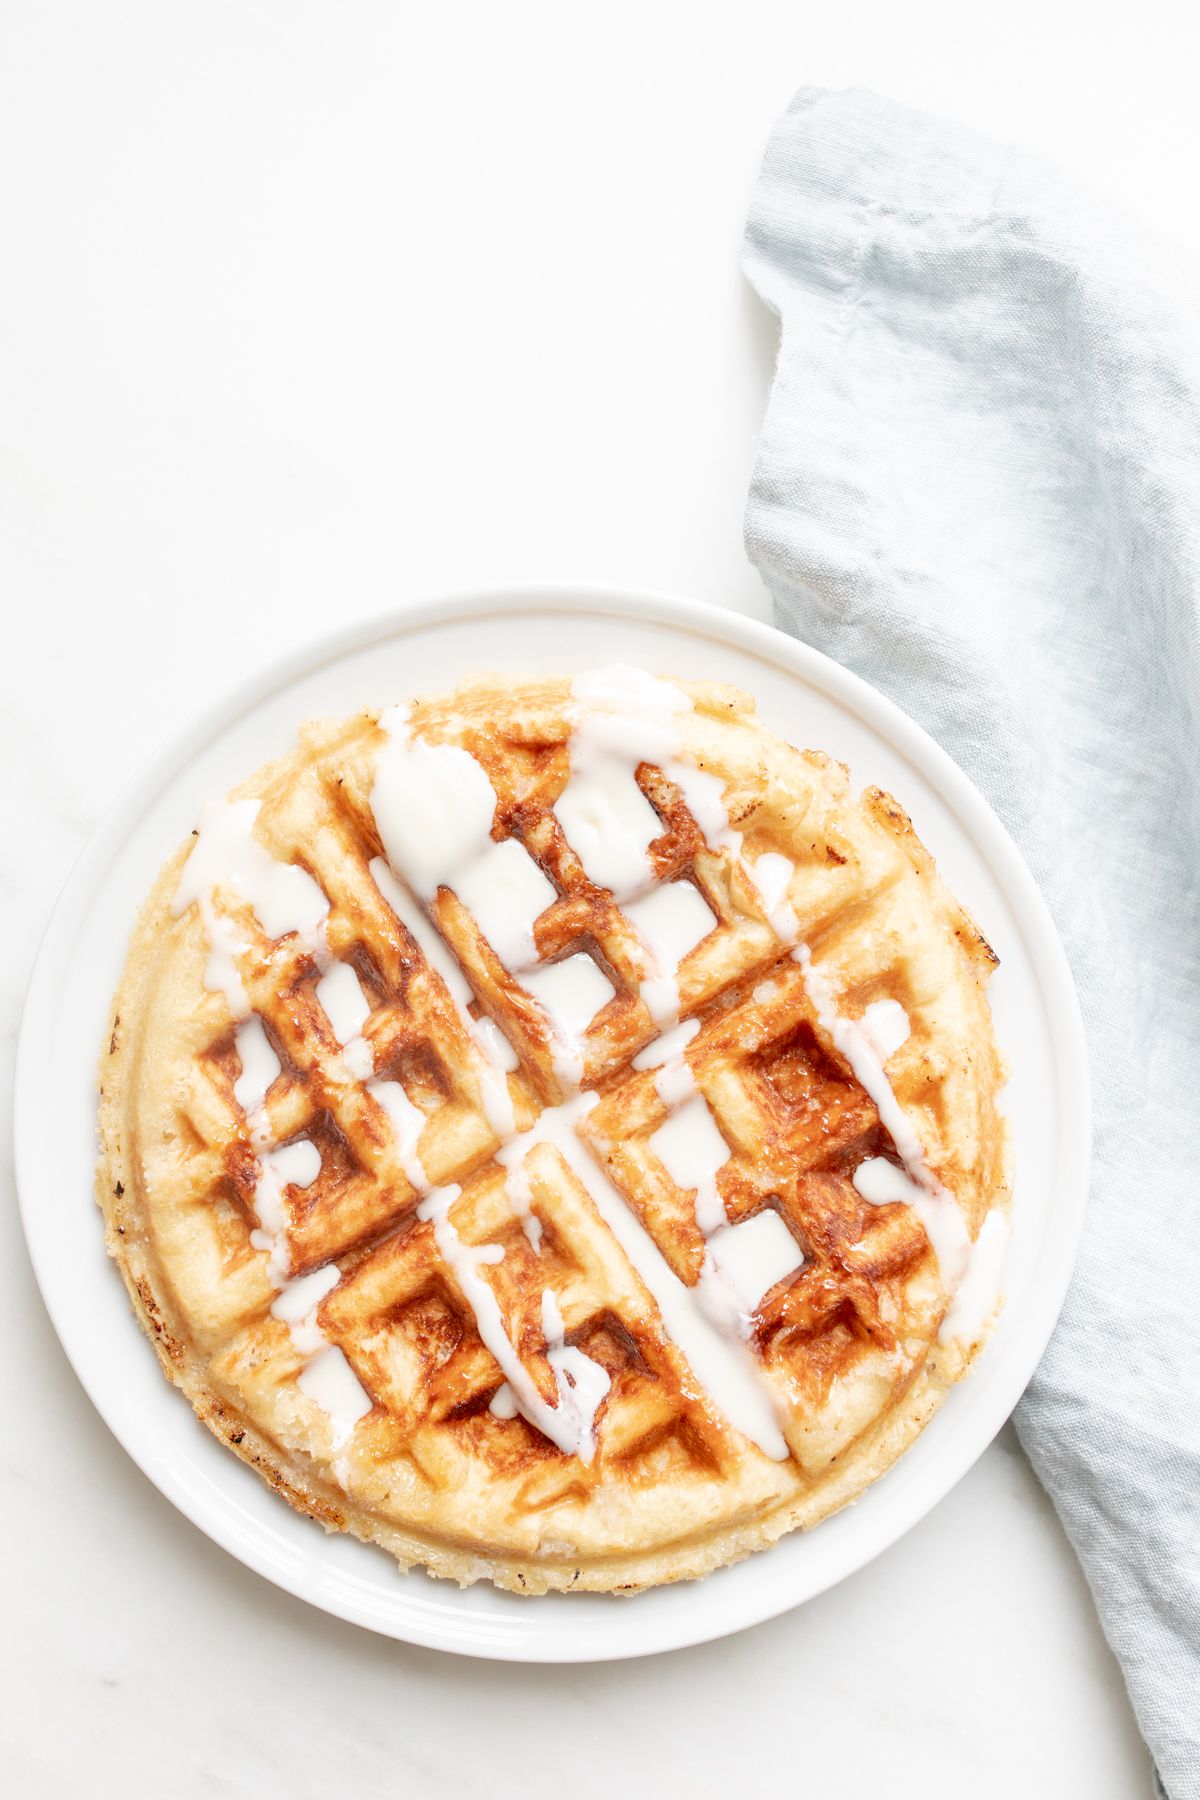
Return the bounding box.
[14,585,1089,1663]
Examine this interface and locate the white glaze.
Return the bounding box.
[370,706,498,902]
[552,666,682,898]
[271,1263,340,1325]
[173,798,330,1016]
[252,1138,321,1279]
[265,1138,321,1190]
[552,741,665,897]
[523,953,615,1084]
[649,1092,731,1234]
[632,1016,700,1070]
[297,1345,373,1447]
[749,852,800,943]
[416,1185,607,1461]
[270,1264,341,1356]
[654,1056,697,1109]
[626,880,715,1023]
[369,854,516,1136]
[940,1209,1010,1346]
[540,1287,610,1460]
[315,960,375,1080]
[368,853,474,1008]
[175,793,397,1452]
[797,944,970,1286]
[451,837,556,968]
[852,1155,969,1287]
[315,960,370,1043]
[471,1013,519,1073]
[495,1135,542,1250]
[233,1015,280,1116]
[174,798,328,947]
[529,1095,787,1460]
[862,998,911,1062]
[705,1212,804,1317]
[367,1079,429,1192]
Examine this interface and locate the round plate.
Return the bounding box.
[14,586,1089,1662]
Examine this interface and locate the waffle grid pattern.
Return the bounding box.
[163,709,945,1506]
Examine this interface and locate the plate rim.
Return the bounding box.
[13,581,1091,1661]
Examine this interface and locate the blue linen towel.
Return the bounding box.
[743,87,1200,1797]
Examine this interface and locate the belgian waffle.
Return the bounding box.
[96,667,1010,1594]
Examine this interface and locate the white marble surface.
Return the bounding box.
[3,2,1184,1791]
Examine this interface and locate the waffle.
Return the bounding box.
[96,667,1010,1594]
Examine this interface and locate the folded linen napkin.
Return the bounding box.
[743,87,1200,1798]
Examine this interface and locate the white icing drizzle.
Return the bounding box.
[371,713,595,1104]
[748,852,800,943]
[316,960,374,1081]
[174,804,378,1452]
[173,799,330,1017]
[939,1209,1009,1346]
[534,1094,788,1461]
[297,1346,373,1446]
[177,670,989,1475]
[797,943,970,1287]
[522,954,615,1084]
[417,1185,609,1462]
[540,1287,611,1462]
[632,1016,700,1070]
[703,1213,804,1319]
[369,705,498,903]
[852,1156,970,1287]
[649,1093,731,1235]
[450,837,556,969]
[367,1078,429,1192]
[861,997,911,1062]
[552,666,681,899]
[233,1015,280,1126]
[552,740,665,898]
[270,1264,340,1356]
[626,880,716,1023]
[654,1056,697,1109]
[495,1134,543,1251]
[316,959,370,1042]
[368,854,516,1137]
[250,1138,321,1283]
[472,1013,519,1073]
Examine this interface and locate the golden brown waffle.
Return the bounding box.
[97,670,1010,1594]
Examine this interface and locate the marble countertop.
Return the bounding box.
[3,3,1179,1792]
